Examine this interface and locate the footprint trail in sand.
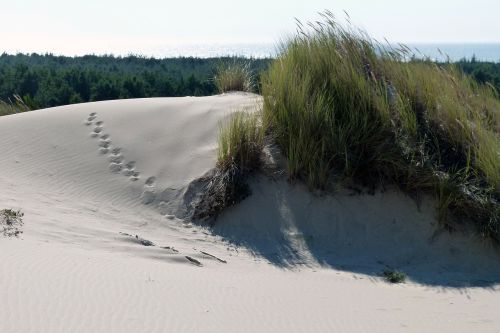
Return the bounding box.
[83,112,211,267]
[85,113,140,182]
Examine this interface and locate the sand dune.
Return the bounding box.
[1,93,499,333]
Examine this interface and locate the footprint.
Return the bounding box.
[98,140,111,148]
[90,133,99,138]
[84,121,92,126]
[100,134,109,140]
[93,127,103,134]
[122,161,136,176]
[141,177,157,204]
[95,121,103,126]
[145,176,156,186]
[99,148,109,154]
[89,112,97,116]
[109,163,123,173]
[130,171,140,181]
[123,169,134,176]
[87,116,96,121]
[109,155,124,163]
[111,147,121,155]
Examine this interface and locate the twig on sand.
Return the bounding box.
[200,251,227,263]
[185,256,203,267]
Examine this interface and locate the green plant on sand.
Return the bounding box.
[261,11,499,239]
[193,112,264,221]
[382,269,406,283]
[214,60,255,93]
[0,95,30,117]
[1,209,24,237]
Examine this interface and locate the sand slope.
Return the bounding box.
[1,93,499,333]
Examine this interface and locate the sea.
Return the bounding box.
[147,43,500,62]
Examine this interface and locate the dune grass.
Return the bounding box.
[382,269,406,283]
[194,111,264,221]
[217,111,264,171]
[0,95,30,117]
[214,60,255,93]
[261,11,499,239]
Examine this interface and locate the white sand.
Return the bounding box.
[0,93,499,333]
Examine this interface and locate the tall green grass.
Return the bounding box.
[194,112,263,221]
[0,95,30,116]
[214,61,254,93]
[262,11,499,238]
[217,111,264,171]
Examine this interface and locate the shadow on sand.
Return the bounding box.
[211,176,500,289]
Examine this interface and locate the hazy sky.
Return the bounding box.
[1,0,499,56]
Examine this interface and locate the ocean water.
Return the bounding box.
[406,43,500,62]
[150,43,500,62]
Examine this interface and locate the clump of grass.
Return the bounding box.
[193,112,264,221]
[214,60,254,93]
[382,269,406,283]
[0,95,30,117]
[1,209,24,237]
[217,112,264,171]
[262,11,499,239]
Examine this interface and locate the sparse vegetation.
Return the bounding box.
[1,209,24,237]
[214,61,255,93]
[382,269,406,283]
[261,11,499,239]
[0,95,30,116]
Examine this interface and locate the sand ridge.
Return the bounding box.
[0,93,499,333]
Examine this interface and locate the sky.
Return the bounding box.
[0,0,499,56]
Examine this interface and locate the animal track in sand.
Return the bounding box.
[98,140,111,148]
[145,176,156,186]
[83,114,164,208]
[142,176,157,204]
[109,154,124,163]
[122,161,137,177]
[109,163,123,173]
[130,171,140,181]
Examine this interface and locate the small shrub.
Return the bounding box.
[214,61,254,93]
[382,269,406,283]
[1,209,24,237]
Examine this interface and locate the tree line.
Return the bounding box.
[0,53,498,110]
[0,53,271,109]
